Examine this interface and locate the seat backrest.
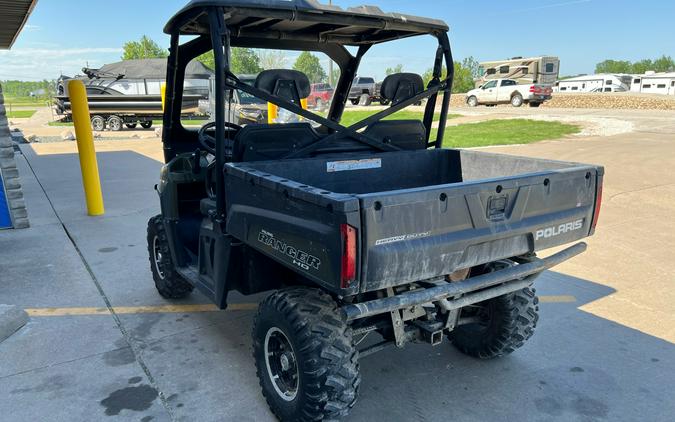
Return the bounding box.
[380,72,425,106]
[232,123,320,162]
[255,69,310,105]
[362,120,427,150]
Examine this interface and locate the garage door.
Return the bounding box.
[0,169,12,229]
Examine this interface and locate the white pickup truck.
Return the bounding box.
[466,78,553,107]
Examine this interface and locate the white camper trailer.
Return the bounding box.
[476,56,559,87]
[554,74,631,93]
[632,72,675,95]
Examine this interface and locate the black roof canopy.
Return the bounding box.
[165,0,449,46]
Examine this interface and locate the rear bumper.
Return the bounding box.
[527,94,552,101]
[342,242,586,321]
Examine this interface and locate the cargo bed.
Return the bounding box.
[225,149,603,295]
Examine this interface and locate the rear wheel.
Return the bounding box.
[107,115,123,131]
[350,99,359,105]
[467,96,478,107]
[147,215,193,299]
[510,93,524,107]
[451,286,539,359]
[379,98,390,106]
[91,115,105,131]
[140,121,153,129]
[253,287,360,421]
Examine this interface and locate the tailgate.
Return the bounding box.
[357,167,601,292]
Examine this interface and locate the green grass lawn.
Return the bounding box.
[6,109,37,118]
[3,96,50,106]
[337,109,459,127]
[431,119,580,148]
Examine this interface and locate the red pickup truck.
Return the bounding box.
[307,83,334,109]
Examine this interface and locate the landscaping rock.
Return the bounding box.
[61,130,75,141]
[154,127,162,138]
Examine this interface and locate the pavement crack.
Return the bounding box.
[20,153,177,421]
[609,182,675,201]
[0,346,127,381]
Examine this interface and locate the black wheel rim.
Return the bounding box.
[264,327,299,401]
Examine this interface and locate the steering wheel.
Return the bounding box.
[198,121,243,155]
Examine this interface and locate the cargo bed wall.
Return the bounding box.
[226,149,602,294]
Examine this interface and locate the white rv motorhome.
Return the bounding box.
[476,56,559,87]
[631,72,675,95]
[554,74,631,93]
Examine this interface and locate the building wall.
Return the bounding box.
[0,82,29,229]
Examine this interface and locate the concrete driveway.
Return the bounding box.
[1,107,673,421]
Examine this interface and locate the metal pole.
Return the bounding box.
[67,80,104,216]
[328,0,334,86]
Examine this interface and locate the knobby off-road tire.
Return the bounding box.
[146,215,193,299]
[451,287,539,359]
[253,287,360,421]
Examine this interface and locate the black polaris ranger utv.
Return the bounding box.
[148,1,603,420]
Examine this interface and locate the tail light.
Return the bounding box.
[340,224,357,288]
[590,180,603,233]
[529,85,536,93]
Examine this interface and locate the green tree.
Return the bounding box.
[230,48,263,74]
[461,56,480,79]
[293,52,327,83]
[122,36,168,60]
[330,68,341,86]
[631,59,653,74]
[196,48,263,74]
[196,51,215,70]
[652,55,675,72]
[422,60,475,93]
[385,64,404,75]
[259,50,288,70]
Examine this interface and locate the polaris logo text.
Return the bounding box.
[535,219,584,240]
[258,230,321,271]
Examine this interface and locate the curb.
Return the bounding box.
[0,304,29,343]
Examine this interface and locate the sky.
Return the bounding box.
[1,0,673,81]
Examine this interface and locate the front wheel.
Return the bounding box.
[350,99,359,106]
[147,215,193,299]
[467,96,478,107]
[529,101,541,108]
[140,121,153,129]
[125,123,138,129]
[450,286,539,359]
[510,94,524,107]
[253,287,360,421]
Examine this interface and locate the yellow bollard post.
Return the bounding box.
[300,98,308,110]
[67,80,105,216]
[267,102,278,124]
[160,83,166,112]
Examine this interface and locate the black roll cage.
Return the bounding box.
[163,6,455,219]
